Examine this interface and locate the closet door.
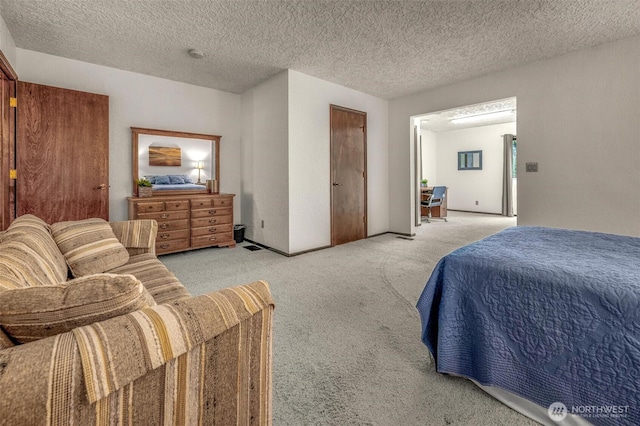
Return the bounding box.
[17,82,109,222]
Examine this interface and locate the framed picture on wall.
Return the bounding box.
[458,150,482,170]
[149,146,182,166]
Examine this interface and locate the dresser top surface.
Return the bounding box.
[128,193,235,201]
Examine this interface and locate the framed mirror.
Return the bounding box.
[132,127,220,196]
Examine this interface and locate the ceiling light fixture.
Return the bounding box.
[451,110,514,124]
[188,49,204,59]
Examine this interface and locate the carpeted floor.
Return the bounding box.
[161,211,538,425]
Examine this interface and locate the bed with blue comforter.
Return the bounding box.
[417,226,640,425]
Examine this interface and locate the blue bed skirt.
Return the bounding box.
[417,226,640,425]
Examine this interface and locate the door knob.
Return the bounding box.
[96,184,106,190]
[332,182,342,186]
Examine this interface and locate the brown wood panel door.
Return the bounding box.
[0,69,13,230]
[17,82,109,222]
[0,51,17,230]
[330,105,367,246]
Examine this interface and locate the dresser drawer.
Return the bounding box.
[213,197,233,208]
[191,207,233,219]
[191,224,233,237]
[138,211,189,221]
[165,200,189,211]
[191,215,232,228]
[191,198,214,209]
[192,232,232,247]
[156,239,190,254]
[137,201,165,214]
[156,229,189,241]
[157,219,189,231]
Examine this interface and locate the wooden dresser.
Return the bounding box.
[128,193,236,255]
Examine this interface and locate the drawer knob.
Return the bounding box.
[210,237,216,241]
[160,223,169,229]
[160,244,169,249]
[160,213,168,219]
[209,227,217,232]
[209,219,217,224]
[208,210,216,214]
[160,233,169,239]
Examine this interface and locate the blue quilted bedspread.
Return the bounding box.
[417,226,640,425]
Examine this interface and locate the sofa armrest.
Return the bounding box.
[110,219,158,256]
[0,280,274,425]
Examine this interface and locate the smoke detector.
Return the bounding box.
[188,49,204,59]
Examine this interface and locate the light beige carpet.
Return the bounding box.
[161,211,538,425]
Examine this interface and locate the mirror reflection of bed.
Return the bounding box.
[131,127,221,196]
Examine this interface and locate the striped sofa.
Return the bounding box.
[0,214,274,425]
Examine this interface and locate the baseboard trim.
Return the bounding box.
[384,231,416,237]
[447,209,506,216]
[245,231,424,256]
[243,239,332,257]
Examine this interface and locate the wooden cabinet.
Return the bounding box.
[128,193,236,255]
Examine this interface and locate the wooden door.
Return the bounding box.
[0,51,17,231]
[330,105,367,246]
[17,82,109,222]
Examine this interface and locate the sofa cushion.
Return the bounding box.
[0,273,156,344]
[0,238,65,289]
[108,253,190,304]
[0,214,68,283]
[0,262,25,291]
[51,218,130,277]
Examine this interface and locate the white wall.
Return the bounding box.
[16,49,242,223]
[0,13,16,69]
[436,122,516,214]
[288,70,389,253]
[390,35,640,237]
[241,71,290,253]
[242,70,389,254]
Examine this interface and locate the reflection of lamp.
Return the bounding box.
[196,160,204,184]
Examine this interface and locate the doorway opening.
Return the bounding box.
[411,97,517,226]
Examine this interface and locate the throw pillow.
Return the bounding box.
[168,175,186,184]
[181,174,194,184]
[1,214,69,283]
[145,175,157,184]
[0,273,156,343]
[51,218,130,277]
[155,175,170,185]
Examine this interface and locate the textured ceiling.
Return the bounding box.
[1,1,640,99]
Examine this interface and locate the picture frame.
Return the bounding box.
[149,146,181,166]
[458,150,482,170]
